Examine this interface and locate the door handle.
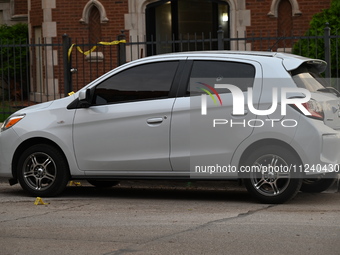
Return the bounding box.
[147,117,164,125]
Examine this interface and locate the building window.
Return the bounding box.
[89,6,102,44]
[79,1,107,62]
[268,0,301,17]
[80,0,109,24]
[277,0,293,49]
[146,0,230,55]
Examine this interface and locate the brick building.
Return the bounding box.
[1,0,332,101]
[24,0,331,49]
[0,0,27,24]
[23,0,331,49]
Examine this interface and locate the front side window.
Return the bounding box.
[93,61,179,105]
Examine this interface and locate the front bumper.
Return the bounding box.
[0,128,21,178]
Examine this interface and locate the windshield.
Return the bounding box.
[291,64,327,92]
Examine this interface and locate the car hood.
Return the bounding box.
[14,101,54,115]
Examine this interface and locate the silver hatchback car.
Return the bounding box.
[0,51,339,203]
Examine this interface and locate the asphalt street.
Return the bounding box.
[0,179,339,255]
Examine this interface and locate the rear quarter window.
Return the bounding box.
[188,60,256,95]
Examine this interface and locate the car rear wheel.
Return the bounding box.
[243,145,302,204]
[17,144,69,197]
[87,180,120,188]
[300,174,338,193]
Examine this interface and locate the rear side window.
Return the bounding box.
[94,61,179,105]
[188,60,256,95]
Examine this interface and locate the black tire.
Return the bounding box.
[17,144,70,197]
[243,145,302,204]
[87,180,120,188]
[301,174,337,193]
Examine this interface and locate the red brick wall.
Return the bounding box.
[245,0,331,50]
[50,0,128,92]
[52,0,128,41]
[28,0,333,49]
[14,0,28,15]
[29,0,43,28]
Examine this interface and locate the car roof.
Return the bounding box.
[143,50,327,73]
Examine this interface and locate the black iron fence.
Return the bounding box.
[0,38,64,122]
[1,26,339,122]
[119,25,339,80]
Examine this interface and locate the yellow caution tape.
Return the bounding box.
[68,40,126,60]
[75,45,97,56]
[97,40,126,46]
[69,181,82,186]
[68,44,75,60]
[34,197,49,205]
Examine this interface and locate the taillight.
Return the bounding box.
[290,99,324,120]
[301,99,324,120]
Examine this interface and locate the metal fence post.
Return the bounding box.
[217,25,224,50]
[324,23,331,78]
[62,34,72,96]
[117,30,126,66]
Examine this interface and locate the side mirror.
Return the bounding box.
[78,89,91,108]
[79,90,87,101]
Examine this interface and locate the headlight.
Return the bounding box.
[1,114,25,132]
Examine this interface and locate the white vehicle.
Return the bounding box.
[0,51,339,203]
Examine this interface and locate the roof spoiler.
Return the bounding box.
[304,60,327,73]
[281,54,327,73]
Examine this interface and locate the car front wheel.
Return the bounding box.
[17,144,69,197]
[243,145,302,204]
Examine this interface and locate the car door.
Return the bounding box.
[170,58,263,177]
[72,60,180,173]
